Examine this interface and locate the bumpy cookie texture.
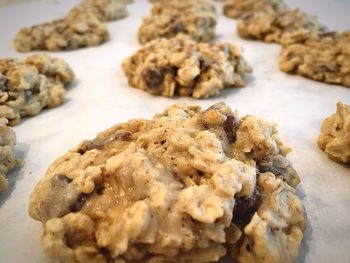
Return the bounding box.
[318,102,350,164]
[280,31,350,87]
[122,36,252,98]
[29,103,307,263]
[77,0,128,22]
[14,7,109,52]
[0,54,75,125]
[223,0,287,19]
[0,118,19,192]
[138,0,217,44]
[224,0,327,45]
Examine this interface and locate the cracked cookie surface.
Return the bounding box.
[138,0,217,44]
[122,36,252,98]
[0,54,75,125]
[279,31,350,87]
[0,118,19,192]
[29,103,307,263]
[318,102,350,164]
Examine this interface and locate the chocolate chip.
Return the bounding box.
[161,65,177,75]
[100,247,113,261]
[224,115,237,143]
[100,247,110,256]
[96,185,105,195]
[69,193,89,212]
[142,67,163,89]
[232,187,261,226]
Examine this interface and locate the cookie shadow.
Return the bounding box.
[66,78,79,92]
[295,184,312,263]
[0,142,29,207]
[296,222,312,263]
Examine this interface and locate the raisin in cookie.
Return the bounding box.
[318,102,350,164]
[0,54,75,125]
[280,31,350,87]
[29,102,307,263]
[122,36,252,98]
[0,118,19,192]
[138,0,217,44]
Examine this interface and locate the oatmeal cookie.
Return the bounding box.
[0,54,75,125]
[138,0,217,44]
[29,102,306,263]
[14,7,109,52]
[318,102,350,164]
[279,31,350,87]
[122,36,252,98]
[236,7,328,45]
[223,0,287,19]
[76,0,128,22]
[151,0,216,15]
[0,118,19,192]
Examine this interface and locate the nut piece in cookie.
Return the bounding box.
[0,54,75,125]
[138,0,217,44]
[29,102,306,263]
[318,102,350,164]
[279,31,350,87]
[122,36,252,98]
[0,118,19,192]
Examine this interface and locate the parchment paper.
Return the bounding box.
[0,0,350,262]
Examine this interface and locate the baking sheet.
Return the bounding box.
[0,0,350,262]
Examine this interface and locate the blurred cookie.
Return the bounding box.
[138,0,217,44]
[318,102,350,164]
[280,31,350,87]
[0,118,19,192]
[0,54,75,125]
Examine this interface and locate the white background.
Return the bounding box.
[0,0,349,262]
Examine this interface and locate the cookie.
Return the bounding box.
[224,0,327,45]
[237,8,327,45]
[29,102,306,263]
[0,118,19,192]
[279,31,350,87]
[122,36,252,98]
[223,0,287,19]
[77,0,128,22]
[138,0,217,44]
[14,6,109,52]
[0,54,75,125]
[318,102,350,164]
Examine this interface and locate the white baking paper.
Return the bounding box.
[0,0,350,262]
